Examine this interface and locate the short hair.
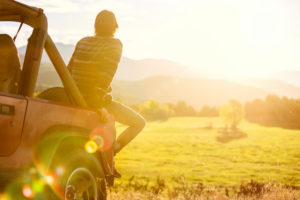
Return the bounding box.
[94,10,118,37]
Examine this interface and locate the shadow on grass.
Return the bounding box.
[216,129,247,143]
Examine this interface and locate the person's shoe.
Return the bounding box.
[113,167,122,178]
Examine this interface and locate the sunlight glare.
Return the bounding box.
[22,185,34,199]
[45,174,55,185]
[85,140,98,154]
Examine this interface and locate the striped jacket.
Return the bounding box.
[68,36,122,108]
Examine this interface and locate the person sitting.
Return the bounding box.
[67,10,146,177]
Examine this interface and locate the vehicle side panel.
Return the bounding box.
[0,93,27,156]
[0,97,115,169]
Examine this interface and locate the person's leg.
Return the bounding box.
[106,101,146,153]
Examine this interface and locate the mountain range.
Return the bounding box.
[18,43,300,108]
[18,43,197,80]
[271,71,300,87]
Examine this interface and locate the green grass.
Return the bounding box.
[114,117,300,187]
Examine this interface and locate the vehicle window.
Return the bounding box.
[0,22,30,95]
[1,22,69,103]
[35,48,67,102]
[35,43,74,103]
[35,62,63,95]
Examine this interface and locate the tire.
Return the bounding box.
[64,168,100,200]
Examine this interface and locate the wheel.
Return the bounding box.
[65,168,97,200]
[60,153,107,200]
[54,145,107,200]
[49,149,107,200]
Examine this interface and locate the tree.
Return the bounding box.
[198,105,218,117]
[139,99,173,121]
[245,95,300,129]
[170,101,196,116]
[219,100,244,131]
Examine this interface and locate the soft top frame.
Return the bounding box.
[0,0,87,107]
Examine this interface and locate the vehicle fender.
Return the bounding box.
[33,125,106,178]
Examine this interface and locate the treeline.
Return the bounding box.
[131,94,300,130]
[130,99,218,121]
[245,95,300,129]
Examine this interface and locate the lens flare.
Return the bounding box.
[89,126,113,151]
[32,180,43,193]
[0,193,8,200]
[22,185,34,199]
[92,135,104,149]
[55,167,64,176]
[85,140,98,154]
[45,174,55,185]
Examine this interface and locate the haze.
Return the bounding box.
[1,0,300,78]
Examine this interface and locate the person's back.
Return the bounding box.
[69,35,122,108]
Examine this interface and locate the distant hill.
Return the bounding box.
[111,76,268,108]
[34,72,269,108]
[17,43,300,108]
[34,67,300,108]
[270,70,300,87]
[18,43,196,81]
[116,58,195,80]
[236,78,300,99]
[18,42,75,65]
[36,70,300,108]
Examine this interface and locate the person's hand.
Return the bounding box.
[97,108,109,123]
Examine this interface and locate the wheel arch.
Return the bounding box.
[33,124,107,180]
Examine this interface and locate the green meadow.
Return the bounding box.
[115,117,300,187]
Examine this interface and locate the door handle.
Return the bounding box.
[0,104,15,116]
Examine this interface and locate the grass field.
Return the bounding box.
[114,117,300,188]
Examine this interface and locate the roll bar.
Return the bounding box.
[45,36,88,107]
[0,0,87,107]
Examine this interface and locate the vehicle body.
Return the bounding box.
[0,0,115,199]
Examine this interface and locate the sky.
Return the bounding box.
[1,0,300,78]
